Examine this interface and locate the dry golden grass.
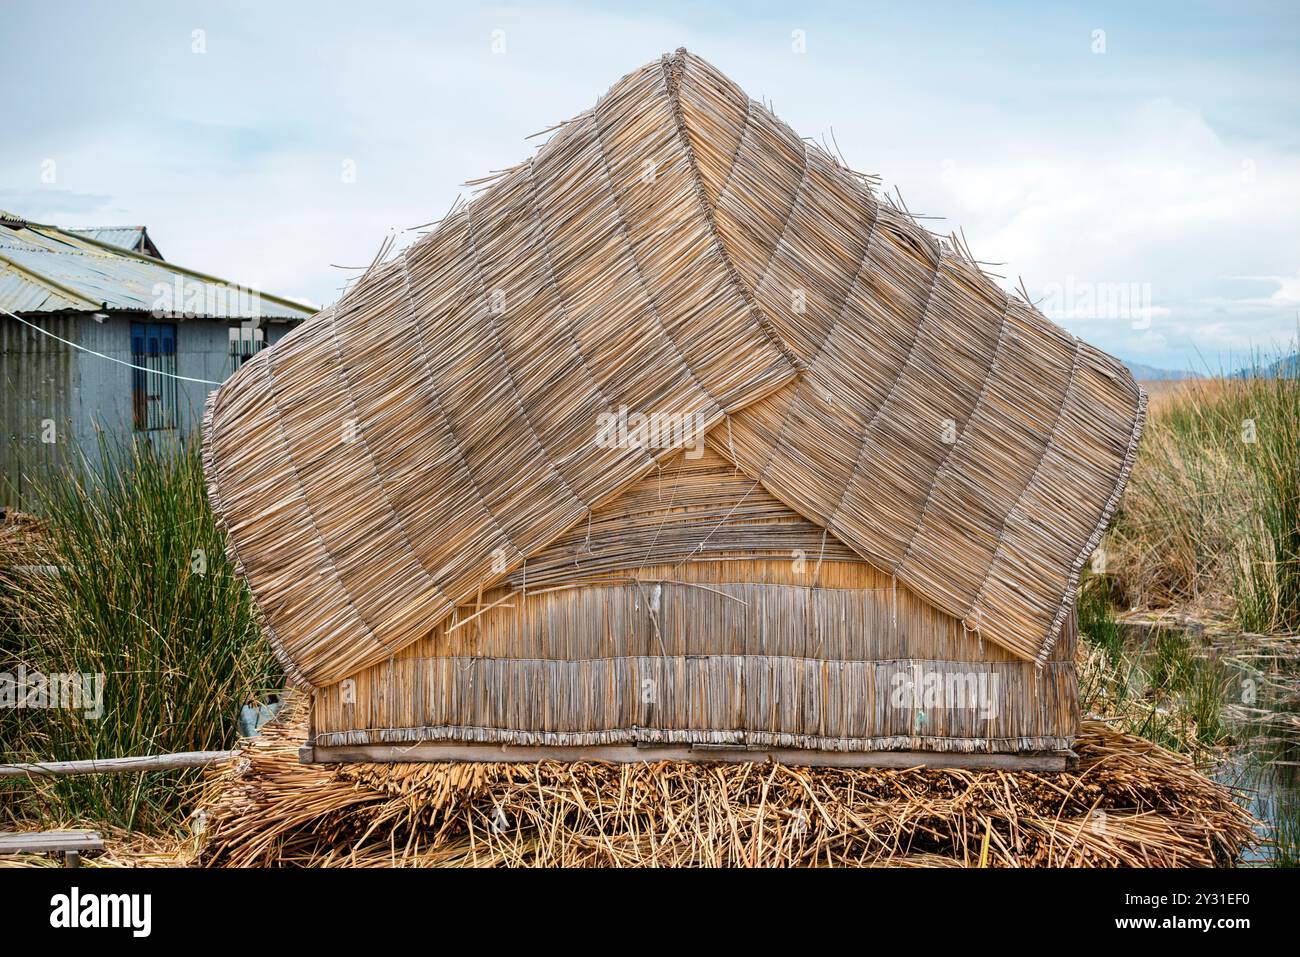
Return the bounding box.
[174,700,1253,868]
[1136,378,1198,411]
[1108,372,1298,632]
[0,508,49,567]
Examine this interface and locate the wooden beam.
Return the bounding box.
[0,564,62,577]
[0,750,237,779]
[304,742,1074,772]
[0,830,104,855]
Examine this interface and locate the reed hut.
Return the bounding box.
[203,50,1146,770]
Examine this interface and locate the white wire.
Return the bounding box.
[2,307,222,385]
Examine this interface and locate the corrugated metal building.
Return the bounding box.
[1,210,316,507]
[66,225,164,260]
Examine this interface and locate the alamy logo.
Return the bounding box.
[49,887,151,937]
[593,406,707,459]
[0,666,103,719]
[890,664,1000,720]
[152,277,261,319]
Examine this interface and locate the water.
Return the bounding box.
[1213,642,1300,866]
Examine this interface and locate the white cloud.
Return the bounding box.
[1217,272,1300,307]
[4,2,1297,372]
[901,98,1300,368]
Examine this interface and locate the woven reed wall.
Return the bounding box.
[313,451,1078,754]
[204,49,1143,693]
[313,564,1078,753]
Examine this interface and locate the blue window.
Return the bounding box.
[229,324,265,370]
[130,322,178,431]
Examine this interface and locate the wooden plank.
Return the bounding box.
[305,742,1074,771]
[0,564,62,577]
[0,750,237,779]
[0,830,104,855]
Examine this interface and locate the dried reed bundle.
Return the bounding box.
[204,49,1145,694]
[194,702,1253,868]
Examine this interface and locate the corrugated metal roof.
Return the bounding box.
[66,226,162,259]
[0,214,316,320]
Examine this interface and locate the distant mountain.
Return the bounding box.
[1123,361,1200,382]
[1262,353,1299,377]
[1233,352,1299,379]
[1122,353,1298,380]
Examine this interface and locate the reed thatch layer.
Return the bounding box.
[204,49,1144,688]
[674,52,1145,664]
[197,706,1255,867]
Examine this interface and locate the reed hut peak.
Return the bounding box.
[204,50,1146,768]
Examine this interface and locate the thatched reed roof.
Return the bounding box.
[203,49,1145,689]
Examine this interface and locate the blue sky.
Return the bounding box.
[3,0,1298,371]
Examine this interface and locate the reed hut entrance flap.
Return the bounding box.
[203,50,1146,691]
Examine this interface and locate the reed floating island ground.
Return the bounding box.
[188,700,1255,868]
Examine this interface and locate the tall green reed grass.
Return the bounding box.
[1078,571,1230,754]
[0,432,279,831]
[1112,359,1299,633]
